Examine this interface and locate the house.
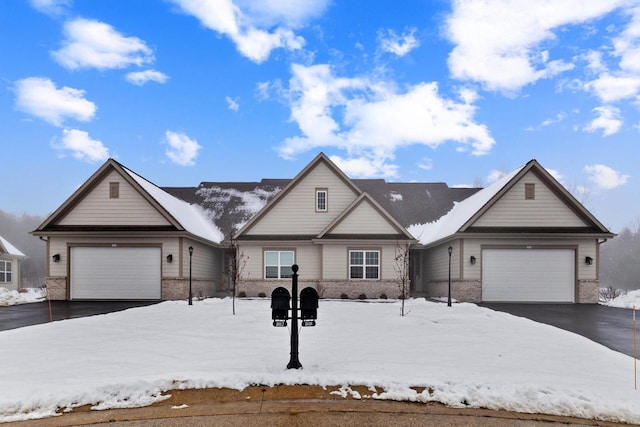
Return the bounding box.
[33,154,613,303]
[0,236,26,291]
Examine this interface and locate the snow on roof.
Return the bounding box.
[408,165,525,245]
[122,168,224,244]
[0,236,25,257]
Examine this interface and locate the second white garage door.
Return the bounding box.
[482,248,575,303]
[70,246,161,300]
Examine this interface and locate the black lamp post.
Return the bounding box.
[447,246,453,307]
[287,264,302,369]
[188,246,193,306]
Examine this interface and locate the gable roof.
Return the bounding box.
[317,192,416,240]
[232,153,362,239]
[409,159,614,246]
[0,236,25,258]
[34,159,223,245]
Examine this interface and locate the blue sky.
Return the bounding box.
[1,0,638,232]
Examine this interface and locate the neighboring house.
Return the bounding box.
[33,154,614,303]
[0,236,26,291]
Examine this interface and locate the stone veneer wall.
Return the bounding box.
[577,280,599,303]
[45,277,67,300]
[238,280,405,299]
[427,280,481,303]
[161,279,216,300]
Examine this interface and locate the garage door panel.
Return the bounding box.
[482,249,574,303]
[71,247,161,300]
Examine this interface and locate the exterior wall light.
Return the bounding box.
[52,254,60,263]
[166,254,173,263]
[470,255,476,265]
[585,256,593,265]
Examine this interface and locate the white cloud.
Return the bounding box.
[585,74,640,102]
[487,169,507,183]
[329,155,398,179]
[584,106,622,136]
[378,27,420,57]
[29,0,70,15]
[52,129,109,163]
[225,96,240,111]
[277,63,495,166]
[164,130,202,166]
[584,164,630,189]
[125,70,168,86]
[546,168,564,183]
[169,0,314,63]
[14,77,96,126]
[52,18,154,70]
[418,157,433,171]
[445,0,622,93]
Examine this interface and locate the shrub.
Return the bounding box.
[379,293,388,299]
[238,291,247,298]
[599,286,623,302]
[358,293,367,300]
[258,292,266,298]
[340,293,349,299]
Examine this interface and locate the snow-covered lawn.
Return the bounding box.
[1,298,639,423]
[0,287,45,306]
[604,289,640,309]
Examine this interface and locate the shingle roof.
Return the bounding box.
[163,179,480,241]
[0,236,25,257]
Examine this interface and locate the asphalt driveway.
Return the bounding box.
[0,300,158,331]
[481,303,635,357]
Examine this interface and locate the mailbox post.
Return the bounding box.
[270,264,318,370]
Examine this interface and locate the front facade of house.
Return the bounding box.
[0,236,26,291]
[33,154,613,303]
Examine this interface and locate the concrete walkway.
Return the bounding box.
[9,385,632,427]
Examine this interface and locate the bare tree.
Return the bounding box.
[394,241,410,316]
[225,240,247,315]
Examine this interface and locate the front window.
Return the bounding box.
[349,250,379,280]
[265,251,294,279]
[0,260,12,283]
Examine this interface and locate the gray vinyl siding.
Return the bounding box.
[0,254,19,290]
[58,171,171,226]
[423,241,461,282]
[330,201,399,234]
[246,162,358,235]
[462,237,598,281]
[473,172,587,227]
[322,243,398,280]
[238,242,321,281]
[182,239,221,281]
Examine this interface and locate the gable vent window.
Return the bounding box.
[316,189,327,212]
[525,183,535,200]
[109,182,120,199]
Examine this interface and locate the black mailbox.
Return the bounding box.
[300,287,318,326]
[271,287,291,326]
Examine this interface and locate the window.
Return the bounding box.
[316,189,327,212]
[109,182,120,199]
[265,251,294,279]
[349,250,379,280]
[525,183,535,200]
[0,260,12,283]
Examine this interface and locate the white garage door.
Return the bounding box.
[482,249,575,303]
[71,247,161,300]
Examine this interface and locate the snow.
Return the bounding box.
[0,287,45,306]
[408,166,524,245]
[0,236,25,257]
[122,167,224,244]
[604,289,640,309]
[1,298,639,423]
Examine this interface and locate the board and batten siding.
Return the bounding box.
[330,201,399,235]
[462,238,598,281]
[238,243,321,281]
[473,172,587,228]
[246,162,359,235]
[58,171,171,226]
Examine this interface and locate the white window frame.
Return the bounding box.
[264,250,295,280]
[316,189,327,212]
[349,250,380,280]
[0,260,12,283]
